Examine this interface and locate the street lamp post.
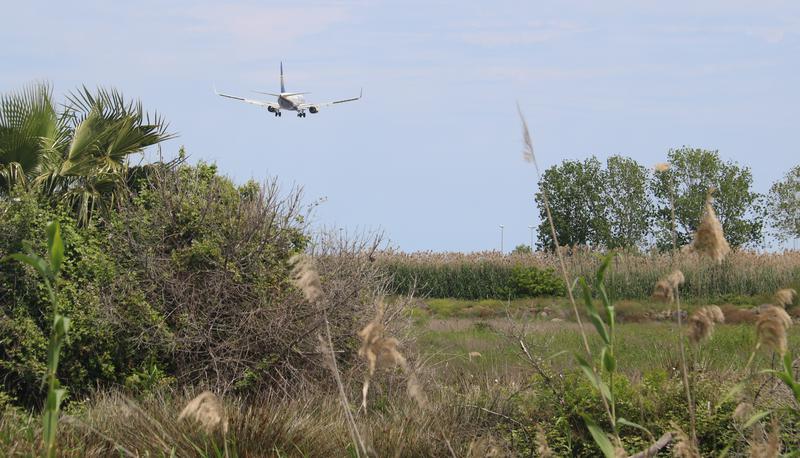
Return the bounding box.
[499,225,504,253]
[528,225,534,252]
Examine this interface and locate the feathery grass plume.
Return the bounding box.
[733,402,755,424]
[688,305,724,343]
[288,254,323,304]
[756,305,792,355]
[774,288,797,308]
[357,301,425,410]
[671,423,700,458]
[535,425,554,458]
[652,270,685,303]
[466,436,502,458]
[655,162,671,172]
[690,190,730,264]
[749,420,781,458]
[177,391,228,435]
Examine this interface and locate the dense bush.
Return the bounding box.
[0,159,398,408]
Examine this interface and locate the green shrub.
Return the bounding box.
[384,262,565,299]
[511,266,565,297]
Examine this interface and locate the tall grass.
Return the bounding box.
[378,249,800,301]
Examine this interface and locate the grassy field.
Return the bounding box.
[5,304,796,457]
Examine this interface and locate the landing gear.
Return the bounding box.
[274,111,282,117]
[297,112,307,118]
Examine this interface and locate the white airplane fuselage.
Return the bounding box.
[215,61,361,118]
[278,94,306,112]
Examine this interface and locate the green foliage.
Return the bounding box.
[0,159,312,408]
[0,195,138,407]
[604,156,653,249]
[766,164,800,242]
[535,156,653,251]
[5,221,69,458]
[385,261,564,299]
[510,266,565,297]
[511,244,532,254]
[0,82,174,225]
[536,157,607,250]
[534,149,764,251]
[651,147,764,248]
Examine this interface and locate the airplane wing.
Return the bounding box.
[214,87,280,110]
[297,89,362,110]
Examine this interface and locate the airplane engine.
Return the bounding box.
[309,106,319,114]
[267,106,276,113]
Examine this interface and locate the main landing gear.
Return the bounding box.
[297,112,307,118]
[273,111,282,117]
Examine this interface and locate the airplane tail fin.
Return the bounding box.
[280,61,286,93]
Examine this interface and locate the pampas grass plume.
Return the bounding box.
[775,288,797,308]
[357,302,425,409]
[750,420,781,458]
[178,391,228,435]
[756,305,792,355]
[535,425,554,458]
[289,254,323,304]
[671,423,700,458]
[653,270,685,303]
[690,191,731,264]
[688,305,724,343]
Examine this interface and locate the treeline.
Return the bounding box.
[534,149,800,250]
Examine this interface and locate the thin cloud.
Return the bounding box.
[460,20,588,46]
[183,3,352,53]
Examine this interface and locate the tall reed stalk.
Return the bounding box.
[5,222,69,458]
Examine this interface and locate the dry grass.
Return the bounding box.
[775,288,797,308]
[0,381,519,457]
[756,305,793,355]
[688,305,725,343]
[689,192,731,264]
[653,270,686,303]
[178,391,228,435]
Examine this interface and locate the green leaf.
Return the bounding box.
[763,369,800,400]
[576,354,613,402]
[582,415,617,458]
[46,221,63,275]
[616,417,653,438]
[716,382,745,409]
[54,315,71,337]
[783,351,794,375]
[602,347,616,373]
[5,253,49,279]
[595,252,615,285]
[743,410,771,429]
[580,278,610,344]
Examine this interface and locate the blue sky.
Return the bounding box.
[3,1,799,251]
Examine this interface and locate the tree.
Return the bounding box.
[767,165,800,243]
[512,244,532,254]
[0,82,173,223]
[651,147,763,249]
[603,156,653,249]
[535,157,607,250]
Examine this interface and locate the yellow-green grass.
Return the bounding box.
[416,320,800,381]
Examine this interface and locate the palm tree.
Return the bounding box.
[0,82,174,223]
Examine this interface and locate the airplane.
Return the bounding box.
[214,62,362,118]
